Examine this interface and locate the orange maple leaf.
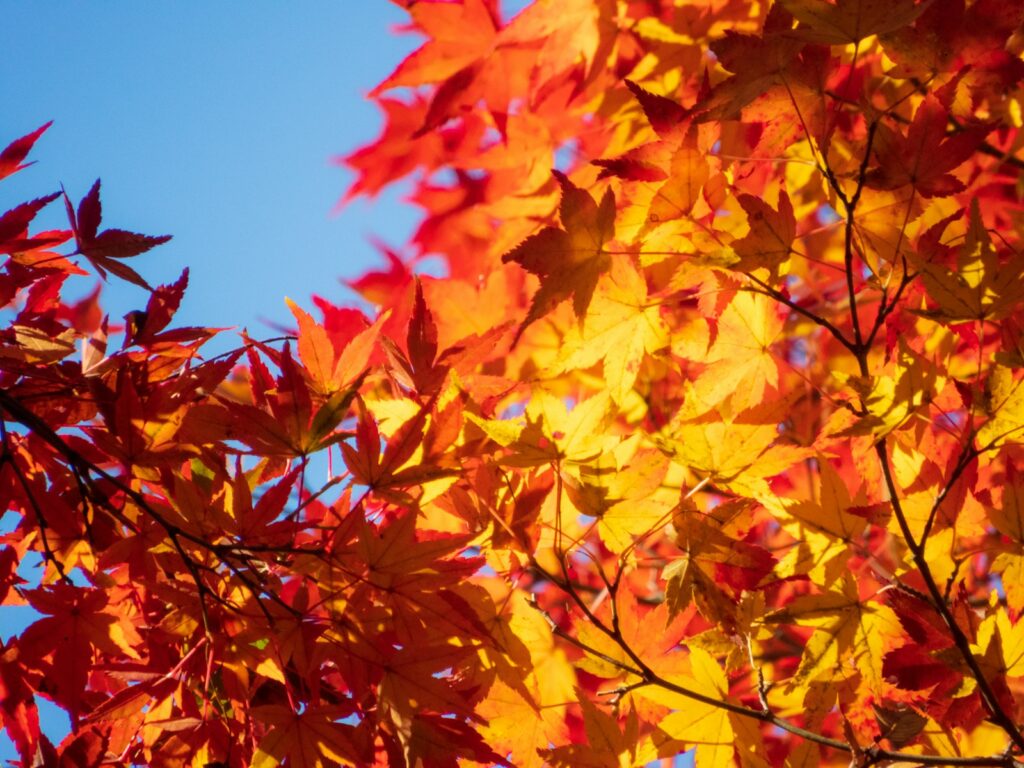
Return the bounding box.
[782,0,928,44]
[502,171,615,339]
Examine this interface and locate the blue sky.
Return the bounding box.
[1,3,420,351]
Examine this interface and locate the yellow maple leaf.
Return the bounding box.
[659,392,810,497]
[762,575,903,693]
[988,463,1024,612]
[553,255,669,403]
[730,190,796,274]
[544,694,657,767]
[643,137,709,230]
[833,338,944,438]
[762,456,869,586]
[701,290,784,411]
[252,705,360,768]
[475,590,576,767]
[978,602,1024,680]
[978,365,1024,449]
[916,199,1024,323]
[469,389,615,467]
[651,647,735,767]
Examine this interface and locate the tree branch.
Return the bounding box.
[875,440,1024,753]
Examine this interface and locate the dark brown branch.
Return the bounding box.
[0,436,71,584]
[824,110,1024,753]
[744,277,858,355]
[0,387,304,629]
[844,120,878,358]
[920,439,979,547]
[876,441,1024,754]
[522,525,1020,765]
[864,268,915,349]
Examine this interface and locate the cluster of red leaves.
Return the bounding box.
[4,0,1024,766]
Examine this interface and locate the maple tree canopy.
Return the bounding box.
[4,0,1024,766]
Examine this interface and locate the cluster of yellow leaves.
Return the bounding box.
[336,0,1024,762]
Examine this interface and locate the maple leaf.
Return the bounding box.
[542,694,655,768]
[376,641,484,738]
[576,449,673,554]
[978,607,1024,685]
[762,456,870,586]
[350,511,491,644]
[697,290,785,412]
[551,255,669,403]
[658,393,810,497]
[914,200,1024,323]
[185,339,365,458]
[781,0,928,44]
[373,0,498,95]
[287,296,387,397]
[252,705,365,768]
[881,591,986,726]
[340,95,447,201]
[987,463,1024,614]
[0,193,70,260]
[371,0,518,137]
[498,0,619,96]
[665,498,777,630]
[469,389,614,468]
[340,394,461,497]
[696,25,807,123]
[62,179,172,289]
[19,585,142,722]
[623,79,692,141]
[642,135,709,230]
[830,338,944,438]
[383,279,508,397]
[502,171,615,339]
[400,279,441,392]
[730,190,796,273]
[0,641,40,766]
[474,592,576,768]
[395,712,511,768]
[879,0,1024,84]
[166,462,302,547]
[866,97,988,197]
[650,648,736,767]
[592,80,697,184]
[575,592,690,689]
[0,122,51,180]
[763,575,903,692]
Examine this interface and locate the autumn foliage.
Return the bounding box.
[3,0,1024,765]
